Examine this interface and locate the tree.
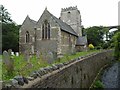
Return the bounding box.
[1,5,20,52]
[2,23,20,52]
[85,26,105,46]
[0,5,12,23]
[112,32,120,60]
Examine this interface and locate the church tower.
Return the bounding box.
[60,6,82,36]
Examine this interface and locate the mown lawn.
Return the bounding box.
[2,50,100,81]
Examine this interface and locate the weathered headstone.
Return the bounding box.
[3,51,14,73]
[15,52,19,56]
[36,51,40,59]
[8,49,12,56]
[23,50,30,62]
[11,52,15,56]
[46,51,54,64]
[3,51,11,66]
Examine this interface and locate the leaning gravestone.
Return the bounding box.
[46,51,54,64]
[3,51,14,73]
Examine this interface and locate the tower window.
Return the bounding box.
[42,20,50,40]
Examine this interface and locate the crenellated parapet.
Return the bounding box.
[61,6,78,12]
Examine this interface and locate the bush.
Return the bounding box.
[88,44,94,50]
[102,42,110,49]
[114,32,120,60]
[95,46,102,50]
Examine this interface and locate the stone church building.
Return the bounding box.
[19,6,87,60]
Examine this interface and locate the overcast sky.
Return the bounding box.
[1,0,119,28]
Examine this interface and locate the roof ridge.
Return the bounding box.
[37,8,78,36]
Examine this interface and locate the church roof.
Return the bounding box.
[22,15,37,26]
[20,15,37,30]
[76,36,87,45]
[45,9,78,36]
[30,19,37,25]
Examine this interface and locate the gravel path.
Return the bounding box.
[101,62,119,88]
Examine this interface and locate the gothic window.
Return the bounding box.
[26,31,29,43]
[42,24,44,39]
[42,20,50,40]
[34,27,37,42]
[48,23,50,39]
[45,23,47,39]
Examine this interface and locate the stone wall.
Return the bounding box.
[19,16,36,54]
[21,50,113,88]
[61,31,76,55]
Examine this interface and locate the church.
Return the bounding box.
[19,6,87,60]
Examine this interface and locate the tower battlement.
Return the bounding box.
[61,6,78,12]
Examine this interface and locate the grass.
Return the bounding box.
[54,50,100,64]
[2,55,49,80]
[2,50,100,81]
[92,80,104,88]
[0,55,2,81]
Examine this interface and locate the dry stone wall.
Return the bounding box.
[3,50,113,89]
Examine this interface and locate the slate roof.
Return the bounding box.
[47,10,78,36]
[23,15,37,26]
[76,36,87,45]
[30,19,37,25]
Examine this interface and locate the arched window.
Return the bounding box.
[26,31,29,43]
[48,23,50,39]
[45,23,47,39]
[42,24,44,39]
[42,20,50,40]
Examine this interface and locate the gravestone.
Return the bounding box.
[16,52,19,56]
[36,51,40,59]
[46,51,54,64]
[3,51,14,72]
[11,52,15,56]
[8,49,12,56]
[23,50,30,62]
[3,51,11,66]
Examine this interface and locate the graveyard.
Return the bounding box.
[2,49,100,81]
